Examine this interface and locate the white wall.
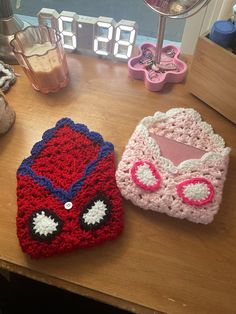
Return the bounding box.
[218,0,235,19]
[181,0,235,55]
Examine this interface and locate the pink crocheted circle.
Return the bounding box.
[177,177,215,207]
[131,160,161,191]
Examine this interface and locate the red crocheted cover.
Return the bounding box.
[16,118,123,258]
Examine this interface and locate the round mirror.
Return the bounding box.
[144,0,210,18]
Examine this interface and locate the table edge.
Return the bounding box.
[0,258,165,314]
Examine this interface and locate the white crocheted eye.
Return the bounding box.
[29,209,63,241]
[33,211,58,236]
[136,164,157,186]
[82,200,108,225]
[177,177,215,206]
[183,183,210,201]
[131,160,161,191]
[79,194,112,230]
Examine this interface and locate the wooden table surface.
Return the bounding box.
[0,54,236,314]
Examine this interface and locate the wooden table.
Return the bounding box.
[0,54,236,314]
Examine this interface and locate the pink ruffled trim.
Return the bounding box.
[176,177,215,207]
[131,160,161,191]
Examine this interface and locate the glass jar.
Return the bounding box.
[10,25,69,93]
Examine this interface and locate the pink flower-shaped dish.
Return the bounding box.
[128,42,187,91]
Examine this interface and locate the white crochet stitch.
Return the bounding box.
[33,211,58,236]
[183,183,210,201]
[0,64,12,86]
[136,108,230,174]
[83,200,108,225]
[136,164,157,186]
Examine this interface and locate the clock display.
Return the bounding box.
[114,21,137,59]
[38,8,138,61]
[37,8,59,30]
[58,11,77,51]
[94,17,115,57]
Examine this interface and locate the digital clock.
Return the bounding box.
[38,8,138,61]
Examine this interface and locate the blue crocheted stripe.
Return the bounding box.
[17,118,114,203]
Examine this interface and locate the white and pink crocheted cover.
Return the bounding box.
[116,108,230,224]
